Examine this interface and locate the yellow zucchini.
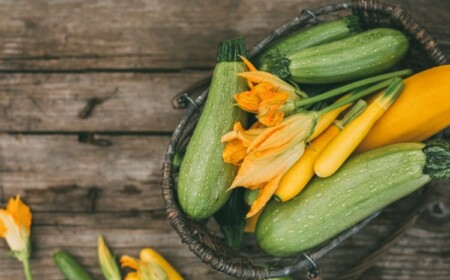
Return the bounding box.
[357,65,450,152]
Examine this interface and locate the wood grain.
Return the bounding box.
[0,72,208,132]
[0,0,447,71]
[0,134,168,212]
[0,188,448,280]
[0,133,448,279]
[0,212,233,280]
[0,0,448,279]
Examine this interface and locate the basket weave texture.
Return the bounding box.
[162,0,448,279]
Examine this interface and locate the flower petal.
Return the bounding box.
[222,139,247,166]
[239,56,257,72]
[257,92,289,126]
[138,261,167,280]
[221,122,264,146]
[229,114,315,188]
[120,255,139,270]
[234,90,260,113]
[124,272,139,280]
[239,55,257,89]
[0,209,28,252]
[0,210,8,238]
[6,196,31,236]
[238,71,298,99]
[231,143,305,188]
[249,113,316,154]
[234,82,278,114]
[246,172,284,218]
[252,82,276,100]
[222,122,266,165]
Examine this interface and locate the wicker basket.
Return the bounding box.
[162,0,448,279]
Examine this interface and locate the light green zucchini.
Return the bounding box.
[268,28,409,84]
[177,37,248,219]
[256,141,450,257]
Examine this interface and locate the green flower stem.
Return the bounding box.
[288,79,308,99]
[294,69,412,108]
[318,78,395,116]
[22,257,34,280]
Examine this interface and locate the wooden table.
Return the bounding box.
[0,1,448,279]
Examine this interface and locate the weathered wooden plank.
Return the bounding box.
[0,199,448,280]
[0,126,448,278]
[2,67,450,133]
[0,72,208,132]
[0,212,233,280]
[1,133,449,217]
[0,0,447,70]
[0,134,169,212]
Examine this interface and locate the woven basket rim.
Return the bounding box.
[162,0,448,279]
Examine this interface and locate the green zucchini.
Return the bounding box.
[256,16,361,70]
[268,28,409,84]
[177,37,248,219]
[214,188,249,249]
[54,249,94,280]
[256,141,450,257]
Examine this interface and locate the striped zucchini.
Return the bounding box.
[268,28,409,84]
[177,38,248,219]
[256,141,450,257]
[256,16,361,71]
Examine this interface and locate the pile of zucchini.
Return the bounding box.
[176,16,450,258]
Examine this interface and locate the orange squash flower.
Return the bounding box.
[224,112,318,217]
[234,82,290,126]
[0,196,31,256]
[231,112,317,188]
[234,82,276,113]
[235,57,303,127]
[121,255,166,280]
[221,122,266,166]
[0,196,34,280]
[257,91,290,126]
[121,248,183,280]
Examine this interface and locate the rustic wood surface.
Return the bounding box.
[0,0,448,279]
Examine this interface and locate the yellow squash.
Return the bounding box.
[357,65,450,153]
[314,79,403,178]
[276,125,341,201]
[276,100,367,201]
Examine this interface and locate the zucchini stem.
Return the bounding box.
[318,78,395,116]
[423,140,450,180]
[294,69,412,108]
[217,37,247,63]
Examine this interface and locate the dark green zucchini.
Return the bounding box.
[256,16,361,71]
[268,28,409,84]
